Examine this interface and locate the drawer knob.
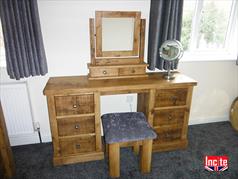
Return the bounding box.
[75,124,80,129]
[165,133,170,138]
[73,104,77,108]
[168,115,173,120]
[131,69,136,73]
[170,96,178,105]
[75,144,80,149]
[102,70,107,74]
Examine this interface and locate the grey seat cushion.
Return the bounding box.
[101,112,157,144]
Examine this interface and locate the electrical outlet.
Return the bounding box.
[33,122,40,131]
[126,95,133,103]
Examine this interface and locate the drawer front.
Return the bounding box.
[55,94,94,116]
[153,127,182,144]
[59,136,96,156]
[119,67,145,76]
[57,116,95,136]
[153,109,185,127]
[155,88,187,107]
[90,68,118,77]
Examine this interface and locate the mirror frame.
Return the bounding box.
[95,11,141,58]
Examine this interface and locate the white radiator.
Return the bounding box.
[0,82,38,146]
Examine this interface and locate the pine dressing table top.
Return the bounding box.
[43,72,197,96]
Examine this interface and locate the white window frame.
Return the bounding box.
[0,20,6,67]
[181,0,238,62]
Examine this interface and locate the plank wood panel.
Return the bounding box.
[139,19,145,63]
[57,116,95,136]
[140,139,152,173]
[89,18,96,65]
[153,109,185,127]
[109,143,120,177]
[47,96,61,158]
[153,127,183,144]
[154,88,188,107]
[0,102,15,178]
[94,92,102,152]
[55,94,94,116]
[59,136,96,156]
[44,72,197,96]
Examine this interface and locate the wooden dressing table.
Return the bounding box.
[43,72,197,166]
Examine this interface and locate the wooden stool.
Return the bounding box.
[102,112,157,177]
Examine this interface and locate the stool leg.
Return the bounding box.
[140,139,153,173]
[133,141,140,155]
[109,143,120,177]
[105,144,109,156]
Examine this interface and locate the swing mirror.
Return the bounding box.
[95,11,141,58]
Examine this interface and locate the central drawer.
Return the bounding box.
[57,116,95,136]
[59,136,96,156]
[119,66,145,76]
[90,68,118,77]
[55,94,94,116]
[155,88,187,107]
[153,109,185,127]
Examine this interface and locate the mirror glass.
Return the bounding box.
[159,40,183,61]
[102,18,135,51]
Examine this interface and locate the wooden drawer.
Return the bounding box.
[155,88,187,107]
[57,116,95,136]
[153,127,182,144]
[55,94,94,116]
[90,68,118,77]
[153,109,185,127]
[119,66,145,76]
[59,136,96,156]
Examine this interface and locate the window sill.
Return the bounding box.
[181,51,237,62]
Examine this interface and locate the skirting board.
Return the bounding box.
[9,132,40,146]
[189,116,229,125]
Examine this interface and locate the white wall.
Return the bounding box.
[0,0,237,144]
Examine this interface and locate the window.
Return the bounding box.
[181,0,237,61]
[0,20,6,67]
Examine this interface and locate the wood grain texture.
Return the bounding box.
[154,88,188,107]
[0,102,15,178]
[95,58,141,65]
[109,143,120,177]
[140,139,153,173]
[55,94,94,116]
[181,87,193,140]
[89,18,96,65]
[88,63,147,80]
[59,135,96,156]
[53,151,104,166]
[139,19,145,63]
[89,11,147,79]
[44,72,197,96]
[57,116,95,136]
[94,92,102,152]
[47,96,60,157]
[153,109,185,127]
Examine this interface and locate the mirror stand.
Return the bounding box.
[163,61,175,80]
[88,11,148,80]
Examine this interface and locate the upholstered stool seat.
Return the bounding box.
[102,112,157,177]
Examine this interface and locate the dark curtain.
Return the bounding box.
[0,0,48,80]
[147,0,184,70]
